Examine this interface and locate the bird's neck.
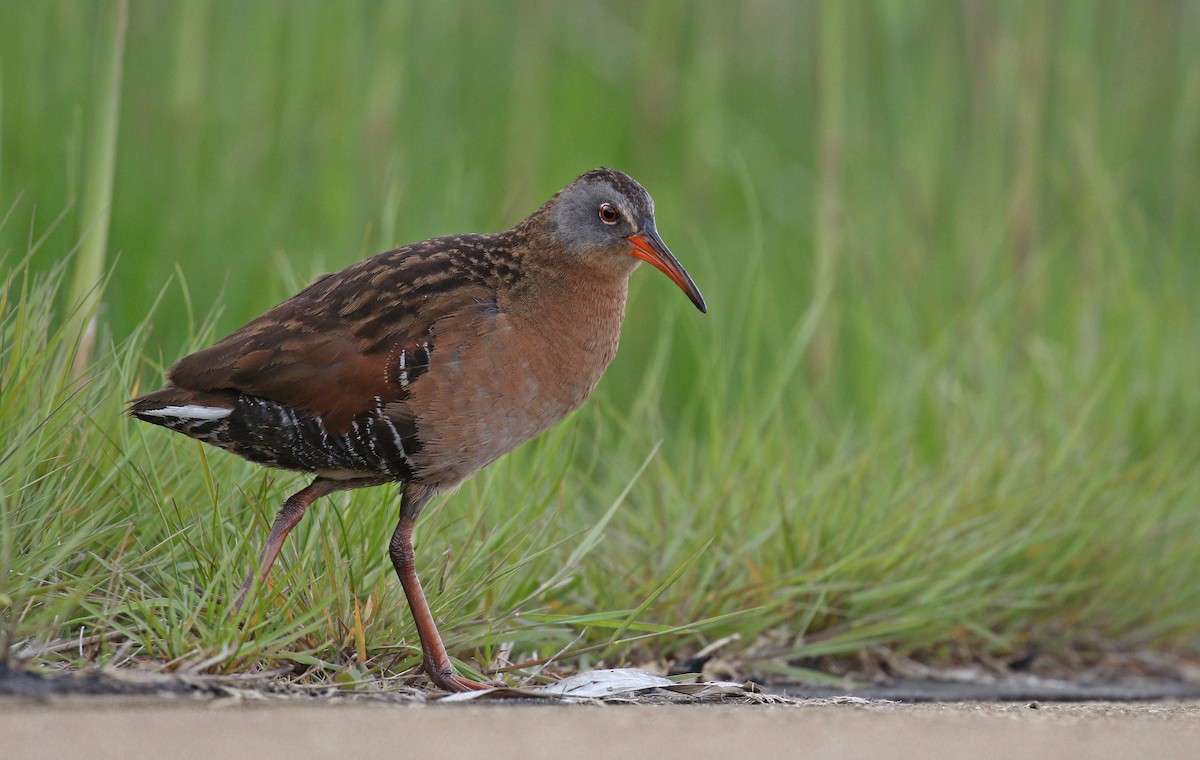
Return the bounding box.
[503,255,631,391]
[509,252,632,323]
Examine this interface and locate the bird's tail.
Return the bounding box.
[128,386,238,433]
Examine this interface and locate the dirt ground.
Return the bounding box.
[4,697,1199,760]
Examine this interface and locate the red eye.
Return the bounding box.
[598,203,620,224]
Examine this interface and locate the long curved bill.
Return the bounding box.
[628,227,707,313]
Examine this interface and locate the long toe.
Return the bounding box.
[445,674,492,693]
[426,663,492,693]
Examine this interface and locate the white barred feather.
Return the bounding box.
[139,404,233,421]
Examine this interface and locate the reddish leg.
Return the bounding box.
[389,484,490,692]
[233,478,348,611]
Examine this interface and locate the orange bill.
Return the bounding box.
[628,228,707,313]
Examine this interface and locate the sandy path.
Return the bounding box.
[4,698,1199,760]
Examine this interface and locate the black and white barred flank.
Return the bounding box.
[131,393,417,480]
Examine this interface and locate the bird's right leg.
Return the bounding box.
[232,477,349,611]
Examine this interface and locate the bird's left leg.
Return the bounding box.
[389,482,490,692]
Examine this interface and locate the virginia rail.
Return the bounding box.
[130,167,706,691]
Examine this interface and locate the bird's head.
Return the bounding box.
[544,167,706,313]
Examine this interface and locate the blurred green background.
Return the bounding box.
[3,1,1200,677]
[7,1,1194,376]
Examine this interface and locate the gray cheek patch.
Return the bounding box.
[551,188,606,253]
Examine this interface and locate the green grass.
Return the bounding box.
[2,1,1199,685]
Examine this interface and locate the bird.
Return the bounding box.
[128,167,706,692]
